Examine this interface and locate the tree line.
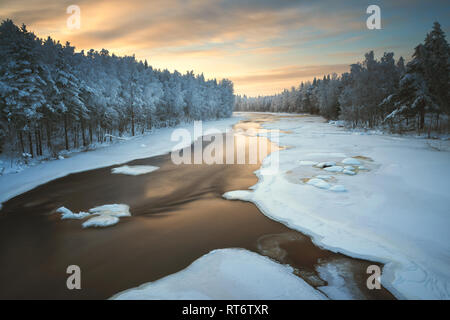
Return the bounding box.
[0,20,234,158]
[235,22,450,135]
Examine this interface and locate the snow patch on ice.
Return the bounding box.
[306,178,331,190]
[222,190,253,202]
[342,158,361,165]
[111,248,327,300]
[315,161,336,168]
[57,204,131,228]
[299,160,318,166]
[56,206,90,220]
[88,204,131,217]
[329,185,347,192]
[343,169,356,175]
[111,165,159,176]
[324,166,344,172]
[82,215,120,228]
[315,175,332,180]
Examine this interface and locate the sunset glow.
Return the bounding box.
[1,0,449,96]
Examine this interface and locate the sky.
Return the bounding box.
[0,0,449,96]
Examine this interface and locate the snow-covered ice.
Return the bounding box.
[315,175,332,180]
[299,160,318,166]
[111,165,159,176]
[82,215,120,228]
[315,161,336,168]
[56,207,90,220]
[307,178,331,190]
[343,169,356,175]
[222,190,253,202]
[226,113,450,299]
[111,248,326,300]
[329,185,347,192]
[342,158,361,165]
[56,204,131,228]
[88,204,131,217]
[324,165,344,172]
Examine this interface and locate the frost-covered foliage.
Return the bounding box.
[380,22,450,135]
[0,20,234,160]
[235,22,449,134]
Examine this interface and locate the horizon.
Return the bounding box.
[0,0,449,96]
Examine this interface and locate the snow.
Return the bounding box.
[307,178,331,190]
[225,114,450,299]
[324,165,344,172]
[88,204,131,217]
[111,248,327,300]
[56,206,90,220]
[0,116,240,205]
[343,169,356,175]
[56,204,131,228]
[111,165,159,176]
[315,175,332,180]
[222,190,253,202]
[329,185,347,192]
[342,158,361,165]
[82,215,119,228]
[317,259,364,300]
[315,161,336,168]
[299,160,318,166]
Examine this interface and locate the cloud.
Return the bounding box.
[1,0,446,96]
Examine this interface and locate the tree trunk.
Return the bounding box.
[18,131,24,154]
[131,108,135,136]
[28,130,33,158]
[89,123,93,145]
[46,120,52,151]
[419,109,425,130]
[73,124,78,149]
[64,115,69,150]
[81,119,87,147]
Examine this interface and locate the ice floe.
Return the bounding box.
[315,161,336,168]
[111,165,159,176]
[82,215,120,228]
[324,165,344,172]
[111,248,327,300]
[56,207,90,220]
[306,178,331,190]
[341,158,361,165]
[57,204,131,228]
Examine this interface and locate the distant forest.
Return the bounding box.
[235,22,450,135]
[0,20,234,158]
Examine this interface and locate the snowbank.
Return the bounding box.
[111,248,326,300]
[111,165,159,176]
[0,116,240,205]
[225,114,450,299]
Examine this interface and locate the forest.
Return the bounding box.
[235,22,450,135]
[0,20,234,159]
